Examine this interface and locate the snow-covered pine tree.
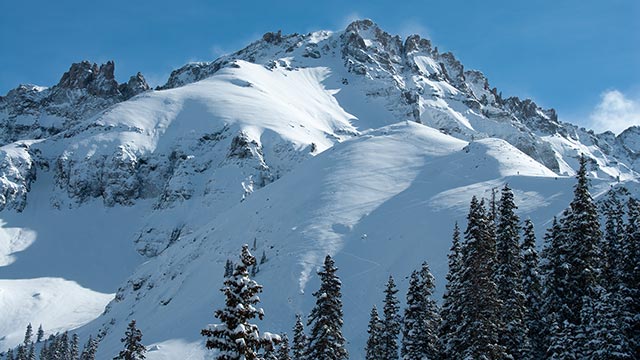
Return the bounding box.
[540,215,569,355]
[602,191,626,292]
[306,255,348,360]
[224,259,234,278]
[201,244,280,360]
[36,325,44,343]
[401,271,424,360]
[401,263,440,360]
[58,331,70,360]
[457,196,505,359]
[365,306,383,360]
[15,323,33,360]
[70,333,80,360]
[495,184,529,358]
[276,334,291,360]
[565,156,603,320]
[80,336,98,360]
[381,276,400,360]
[292,314,307,360]
[521,218,544,359]
[115,320,146,360]
[583,287,632,359]
[623,198,640,357]
[39,341,48,360]
[5,348,14,360]
[26,344,34,360]
[439,222,464,359]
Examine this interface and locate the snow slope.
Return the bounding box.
[82,123,591,359]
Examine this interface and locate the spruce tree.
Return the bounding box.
[115,320,146,360]
[622,198,640,357]
[224,259,234,278]
[457,196,505,359]
[306,255,348,360]
[5,348,14,360]
[276,334,291,360]
[80,336,98,360]
[583,288,632,359]
[602,191,626,291]
[58,331,70,360]
[365,306,383,360]
[201,244,279,360]
[564,156,603,325]
[36,325,44,343]
[439,222,464,359]
[292,314,307,360]
[521,218,544,359]
[70,333,80,360]
[401,263,440,360]
[495,184,529,358]
[381,276,400,360]
[39,341,48,360]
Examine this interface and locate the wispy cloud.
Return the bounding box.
[589,89,640,135]
[396,20,431,40]
[338,12,364,29]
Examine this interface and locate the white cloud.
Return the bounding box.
[396,20,431,40]
[338,12,364,29]
[589,90,640,135]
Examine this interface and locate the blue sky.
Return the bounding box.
[1,0,638,132]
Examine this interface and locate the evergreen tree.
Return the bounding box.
[540,215,569,355]
[602,191,626,291]
[36,325,44,343]
[401,263,440,360]
[494,184,529,359]
[521,218,544,359]
[457,196,505,359]
[439,222,464,359]
[276,334,291,360]
[622,198,640,357]
[80,336,98,360]
[292,314,307,360]
[16,323,33,360]
[381,276,400,360]
[5,348,14,360]
[70,333,80,360]
[15,345,25,360]
[114,320,146,360]
[564,156,603,326]
[306,255,348,360]
[39,341,48,360]
[224,259,234,278]
[58,332,70,360]
[26,344,34,360]
[365,306,383,360]
[201,244,279,360]
[583,288,632,359]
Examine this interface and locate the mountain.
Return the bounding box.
[0,19,637,359]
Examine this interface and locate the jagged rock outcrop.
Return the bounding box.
[0,61,149,146]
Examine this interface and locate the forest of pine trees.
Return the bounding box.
[3,155,639,359]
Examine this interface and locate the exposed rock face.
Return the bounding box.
[0,143,37,212]
[0,61,149,146]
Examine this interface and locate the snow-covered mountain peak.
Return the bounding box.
[2,18,640,359]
